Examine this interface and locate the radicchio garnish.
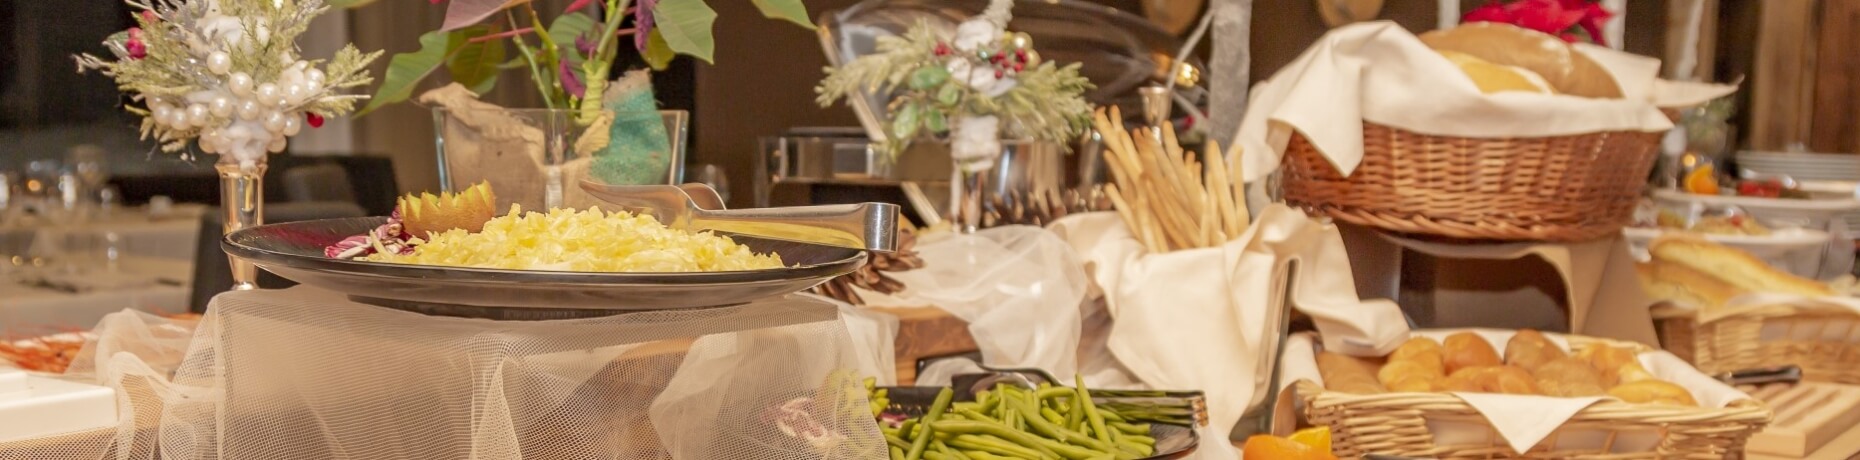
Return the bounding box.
[324,211,418,260]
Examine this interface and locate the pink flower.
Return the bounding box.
[635,0,658,52]
[125,28,147,60]
[559,60,585,98]
[1462,0,1611,45]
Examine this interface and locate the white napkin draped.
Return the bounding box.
[1234,21,1734,183]
[1048,204,1409,439]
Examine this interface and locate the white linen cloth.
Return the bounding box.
[1047,204,1410,441]
[859,226,1091,380]
[1233,21,1733,183]
[1278,329,1754,455]
[0,257,192,328]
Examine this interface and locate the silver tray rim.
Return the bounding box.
[222,216,866,293]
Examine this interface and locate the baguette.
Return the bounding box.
[1648,235,1833,298]
[1635,259,1745,308]
[1608,380,1698,407]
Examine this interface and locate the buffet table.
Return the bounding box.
[0,257,192,327]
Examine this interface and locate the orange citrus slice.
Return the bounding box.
[1684,165,1719,195]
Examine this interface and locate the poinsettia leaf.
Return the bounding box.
[643,29,676,70]
[653,0,717,63]
[446,26,505,95]
[548,12,596,66]
[751,0,814,30]
[442,0,531,32]
[358,30,465,116]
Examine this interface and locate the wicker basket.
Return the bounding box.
[1656,304,1860,385]
[1289,335,1770,459]
[1281,122,1662,242]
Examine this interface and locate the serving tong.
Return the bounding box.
[580,181,900,252]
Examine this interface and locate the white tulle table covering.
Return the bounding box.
[9,286,891,460]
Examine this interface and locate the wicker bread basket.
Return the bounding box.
[1657,303,1860,385]
[1281,122,1662,242]
[1288,334,1770,459]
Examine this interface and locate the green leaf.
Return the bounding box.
[654,0,717,63]
[446,26,505,95]
[643,29,676,70]
[751,0,814,29]
[358,30,464,116]
[925,108,947,134]
[327,0,380,7]
[891,103,921,141]
[908,66,949,90]
[936,84,961,106]
[548,12,596,66]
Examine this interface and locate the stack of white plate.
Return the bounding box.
[1738,151,1860,231]
[1738,150,1860,181]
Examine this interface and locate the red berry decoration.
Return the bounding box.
[306,112,325,128]
[934,43,950,56]
[994,69,1004,79]
[1015,49,1027,62]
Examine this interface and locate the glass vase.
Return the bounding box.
[948,140,1065,233]
[216,155,265,290]
[433,108,689,212]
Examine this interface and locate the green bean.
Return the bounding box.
[1040,407,1064,426]
[936,442,974,460]
[1109,422,1149,436]
[1098,410,1126,423]
[885,432,911,450]
[905,387,955,460]
[949,434,1047,459]
[1122,434,1155,446]
[899,419,918,440]
[924,451,955,460]
[1064,392,1085,432]
[1116,440,1153,457]
[891,445,905,460]
[932,420,1062,459]
[1037,387,1078,401]
[1001,393,1114,452]
[1075,376,1114,446]
[952,402,983,413]
[965,452,1012,460]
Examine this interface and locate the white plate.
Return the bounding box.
[1653,189,1860,211]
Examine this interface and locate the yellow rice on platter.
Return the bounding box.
[364,205,785,272]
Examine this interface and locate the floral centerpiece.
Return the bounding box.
[75,0,381,168]
[75,0,381,289]
[1463,0,1614,45]
[814,0,1092,173]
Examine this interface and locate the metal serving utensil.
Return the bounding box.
[580,181,900,252]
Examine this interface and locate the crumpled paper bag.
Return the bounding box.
[1233,21,1734,183]
[1047,204,1410,441]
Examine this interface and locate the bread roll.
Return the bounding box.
[1578,345,1642,386]
[1379,360,1446,392]
[1504,329,1566,371]
[1648,235,1833,298]
[1435,50,1554,94]
[1635,260,1746,309]
[1444,366,1540,395]
[1532,357,1608,397]
[1608,380,1698,406]
[1389,338,1446,374]
[1442,333,1502,374]
[1418,22,1623,98]
[1318,351,1386,394]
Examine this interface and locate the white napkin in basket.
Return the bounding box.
[1049,204,1409,439]
[1233,21,1728,184]
[1278,329,1754,455]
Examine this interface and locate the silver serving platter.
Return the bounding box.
[222,217,866,319]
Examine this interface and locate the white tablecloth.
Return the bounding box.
[0,258,193,329]
[1,205,204,262]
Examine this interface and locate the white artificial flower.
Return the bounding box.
[944,58,1018,98]
[952,18,1000,52]
[950,115,1002,172]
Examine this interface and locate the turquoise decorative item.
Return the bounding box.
[594,70,675,185]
